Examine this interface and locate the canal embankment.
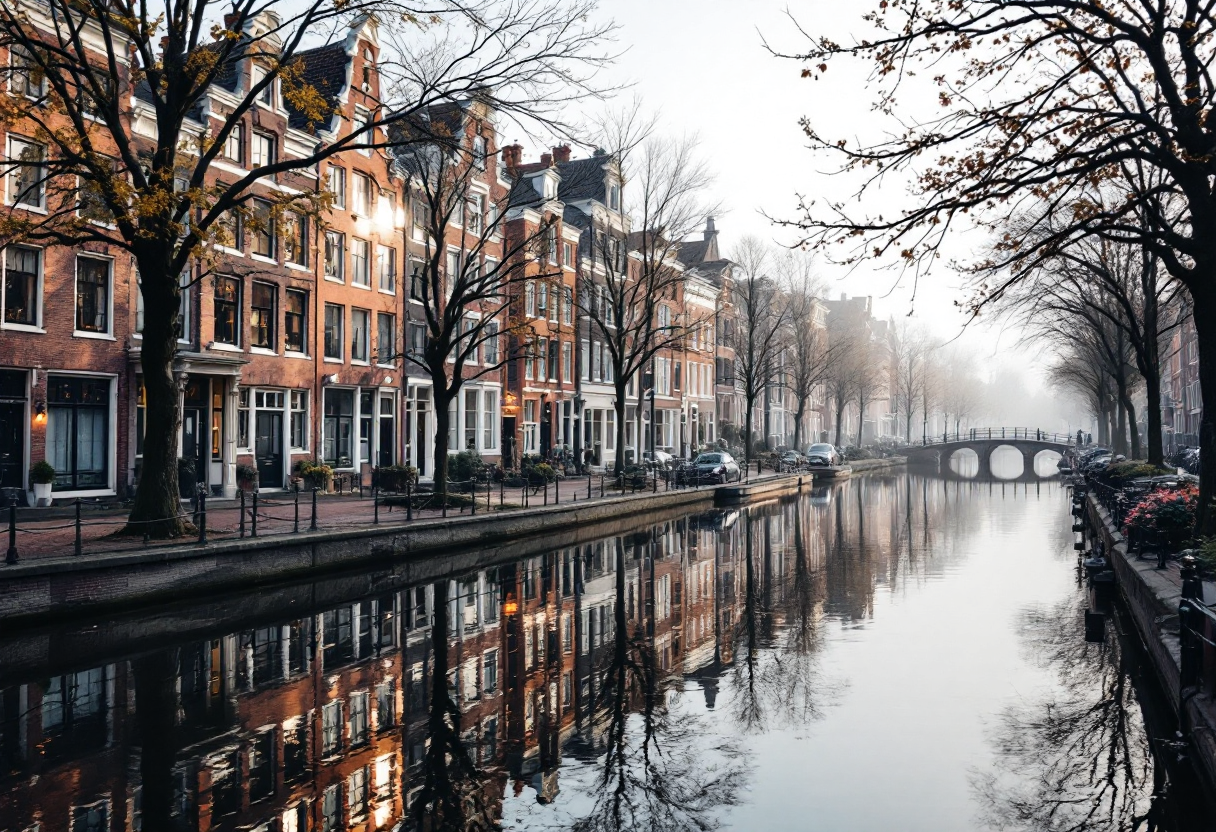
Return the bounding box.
[1086,493,1216,794]
[0,462,895,625]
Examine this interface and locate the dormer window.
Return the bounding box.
[608,183,621,212]
[251,65,273,107]
[361,48,374,92]
[543,172,557,200]
[354,106,372,156]
[472,136,487,170]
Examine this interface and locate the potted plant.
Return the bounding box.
[29,460,55,507]
[294,459,334,492]
[236,463,259,492]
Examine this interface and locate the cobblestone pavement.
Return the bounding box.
[1,471,749,563]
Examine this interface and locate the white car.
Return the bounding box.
[805,443,839,466]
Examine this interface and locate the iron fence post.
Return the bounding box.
[374,485,380,524]
[1180,555,1203,691]
[6,500,16,564]
[239,490,246,538]
[544,481,548,506]
[588,474,592,500]
[293,488,300,534]
[74,499,82,556]
[471,481,477,516]
[198,489,208,544]
[406,477,413,521]
[310,487,319,530]
[251,491,259,537]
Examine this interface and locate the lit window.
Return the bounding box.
[7,136,45,208]
[75,257,111,334]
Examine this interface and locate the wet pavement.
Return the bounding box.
[0,472,1211,831]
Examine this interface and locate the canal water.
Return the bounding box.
[0,472,1211,831]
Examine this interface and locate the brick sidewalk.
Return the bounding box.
[1,471,741,563]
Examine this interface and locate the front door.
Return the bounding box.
[0,402,24,490]
[255,411,283,487]
[378,394,395,468]
[182,407,207,490]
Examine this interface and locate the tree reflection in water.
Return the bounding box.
[570,538,743,832]
[971,598,1188,832]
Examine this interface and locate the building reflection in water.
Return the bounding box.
[0,474,1187,832]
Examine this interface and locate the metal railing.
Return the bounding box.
[916,428,1075,446]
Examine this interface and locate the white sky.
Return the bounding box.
[516,0,1045,386]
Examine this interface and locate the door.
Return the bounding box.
[0,402,24,490]
[182,407,206,490]
[414,389,430,476]
[378,395,395,468]
[255,411,283,487]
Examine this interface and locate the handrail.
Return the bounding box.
[912,428,1077,447]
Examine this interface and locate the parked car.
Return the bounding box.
[686,452,741,484]
[805,443,839,466]
[780,450,805,471]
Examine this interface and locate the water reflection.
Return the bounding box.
[0,475,1208,832]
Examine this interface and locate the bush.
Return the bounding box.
[1102,460,1170,485]
[293,459,333,489]
[1124,485,1199,533]
[236,463,258,485]
[28,460,55,485]
[843,446,876,461]
[447,449,484,484]
[1194,539,1216,577]
[375,465,418,492]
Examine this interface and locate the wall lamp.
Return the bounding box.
[33,401,46,425]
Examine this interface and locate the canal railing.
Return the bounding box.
[1181,557,1216,700]
[2,465,751,564]
[915,428,1075,446]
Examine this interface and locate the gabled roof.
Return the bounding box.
[555,155,610,203]
[286,42,349,130]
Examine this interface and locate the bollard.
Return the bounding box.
[525,484,529,508]
[588,474,592,500]
[406,477,413,521]
[310,487,319,531]
[5,501,16,564]
[500,478,504,507]
[487,481,492,513]
[374,485,380,524]
[555,478,559,505]
[251,491,259,537]
[471,482,477,516]
[198,489,208,544]
[544,481,548,506]
[74,500,82,556]
[239,490,247,538]
[293,488,300,534]
[600,475,604,498]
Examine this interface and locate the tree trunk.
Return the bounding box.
[614,378,628,476]
[1191,293,1216,536]
[133,649,179,830]
[855,398,866,447]
[1141,340,1165,467]
[1119,390,1141,460]
[127,285,186,537]
[834,397,845,449]
[1115,399,1127,456]
[793,397,807,451]
[744,397,755,475]
[433,390,452,504]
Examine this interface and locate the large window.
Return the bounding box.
[350,238,370,286]
[223,122,243,162]
[347,766,369,820]
[353,172,371,216]
[377,313,395,366]
[3,245,40,326]
[75,257,110,334]
[285,289,307,353]
[321,700,343,755]
[323,304,343,360]
[8,45,44,98]
[7,136,45,209]
[250,282,276,349]
[376,244,395,292]
[323,389,354,467]
[321,784,341,832]
[561,341,572,382]
[214,276,241,345]
[483,321,498,364]
[350,691,369,746]
[47,376,109,491]
[251,198,275,258]
[523,399,538,454]
[284,212,308,266]
[251,131,276,167]
[482,390,497,449]
[327,166,346,209]
[290,390,308,449]
[324,231,345,281]
[350,308,370,363]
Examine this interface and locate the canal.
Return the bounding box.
[0,472,1211,831]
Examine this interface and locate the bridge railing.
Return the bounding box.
[915,428,1076,447]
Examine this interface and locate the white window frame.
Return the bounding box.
[1,243,43,331]
[74,254,114,338]
[6,135,46,210]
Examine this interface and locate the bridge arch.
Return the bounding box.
[1032,448,1062,478]
[989,444,1025,479]
[948,448,979,477]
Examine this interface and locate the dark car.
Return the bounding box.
[805,443,839,466]
[686,452,741,484]
[780,450,805,471]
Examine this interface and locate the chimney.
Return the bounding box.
[840,293,848,301]
[540,152,553,168]
[704,215,717,242]
[501,144,523,176]
[552,144,572,164]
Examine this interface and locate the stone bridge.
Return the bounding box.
[903,428,1073,478]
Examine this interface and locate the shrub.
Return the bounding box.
[1123,485,1199,533]
[1195,539,1216,577]
[28,460,55,485]
[843,446,876,461]
[236,463,258,484]
[293,459,333,489]
[1103,460,1170,485]
[375,465,418,492]
[447,449,484,484]
[528,462,557,483]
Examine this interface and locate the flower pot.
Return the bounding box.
[32,481,52,507]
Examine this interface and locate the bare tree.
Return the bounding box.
[0,0,612,534]
[724,237,789,470]
[770,0,1216,532]
[777,251,833,451]
[579,119,719,474]
[890,322,931,443]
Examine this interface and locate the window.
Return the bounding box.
[7,136,45,208]
[563,241,573,268]
[547,225,558,264]
[75,257,110,334]
[223,122,244,162]
[79,72,113,120]
[658,304,671,330]
[284,212,308,266]
[408,321,426,357]
[323,389,354,467]
[252,64,274,106]
[347,766,369,819]
[536,337,547,381]
[46,376,109,490]
[321,784,341,832]
[3,245,40,326]
[251,131,276,167]
[214,275,240,345]
[563,286,573,325]
[327,166,346,209]
[525,282,536,317]
[472,135,487,169]
[377,680,396,730]
[523,399,538,453]
[548,339,558,381]
[350,238,370,286]
[354,107,372,155]
[538,282,548,318]
[249,730,274,801]
[219,202,243,250]
[377,313,395,366]
[251,198,275,258]
[466,194,484,235]
[349,691,369,746]
[464,389,478,450]
[352,172,371,216]
[483,649,499,694]
[608,182,621,211]
[445,249,460,291]
[561,341,572,382]
[322,700,343,755]
[284,289,307,353]
[351,308,370,362]
[376,244,396,292]
[324,304,343,360]
[483,390,496,448]
[250,282,276,349]
[238,388,250,448]
[581,340,590,380]
[483,320,498,364]
[8,44,43,98]
[409,257,424,300]
[78,166,115,224]
[324,231,345,280]
[290,391,308,449]
[462,317,478,364]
